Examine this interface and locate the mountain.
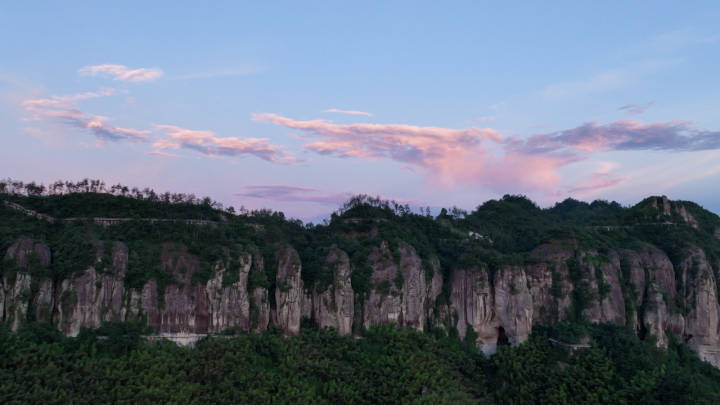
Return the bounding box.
[2,181,720,365]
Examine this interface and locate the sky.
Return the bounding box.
[1,1,720,221]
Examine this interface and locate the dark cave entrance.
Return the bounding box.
[497,326,510,347]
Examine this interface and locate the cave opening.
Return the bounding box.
[497,326,509,347]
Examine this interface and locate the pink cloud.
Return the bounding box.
[567,172,625,198]
[254,112,501,167]
[22,91,149,142]
[254,113,571,192]
[22,91,297,165]
[484,152,574,192]
[324,108,373,117]
[78,64,164,82]
[22,89,114,114]
[154,124,296,164]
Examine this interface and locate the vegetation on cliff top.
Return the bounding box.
[2,179,720,317]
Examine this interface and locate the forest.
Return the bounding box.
[2,321,720,404]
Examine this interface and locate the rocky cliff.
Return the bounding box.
[4,232,720,366]
[2,194,720,367]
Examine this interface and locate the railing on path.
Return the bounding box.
[2,200,220,227]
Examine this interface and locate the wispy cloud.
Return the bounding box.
[22,90,150,142]
[514,119,720,154]
[567,173,624,199]
[618,102,654,115]
[21,88,298,165]
[22,88,115,112]
[253,113,501,169]
[237,185,419,207]
[153,124,297,164]
[78,64,164,82]
[237,185,352,205]
[253,113,501,161]
[147,151,181,158]
[324,108,373,117]
[472,116,494,123]
[567,162,625,196]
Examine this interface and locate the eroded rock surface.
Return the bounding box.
[274,245,303,334]
[362,242,441,332]
[450,267,498,353]
[313,247,354,335]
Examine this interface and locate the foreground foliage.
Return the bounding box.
[1,322,720,404]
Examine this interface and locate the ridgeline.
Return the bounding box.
[2,178,720,403]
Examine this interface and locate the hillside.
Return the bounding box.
[2,180,720,402]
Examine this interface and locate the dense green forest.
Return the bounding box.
[2,321,720,404]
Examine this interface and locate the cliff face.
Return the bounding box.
[3,200,720,367]
[274,245,303,335]
[311,247,354,335]
[1,238,276,339]
[361,241,441,332]
[0,236,442,340]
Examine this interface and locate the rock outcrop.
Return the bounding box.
[206,253,252,332]
[362,242,441,332]
[2,236,51,329]
[650,196,699,228]
[494,266,533,347]
[312,247,354,335]
[681,248,720,366]
[274,245,303,335]
[55,242,128,335]
[449,265,533,355]
[450,267,498,353]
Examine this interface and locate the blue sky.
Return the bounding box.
[1,1,719,220]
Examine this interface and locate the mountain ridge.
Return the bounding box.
[2,180,720,368]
